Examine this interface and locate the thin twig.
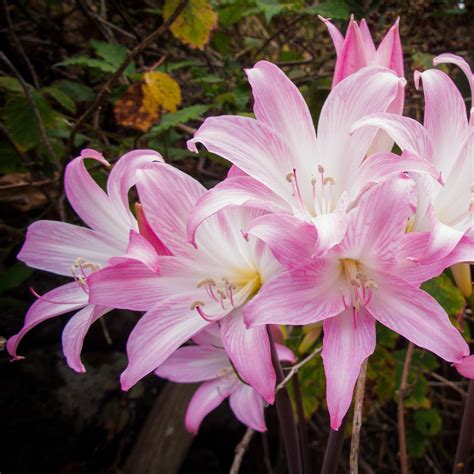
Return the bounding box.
[229,428,255,474]
[276,345,322,392]
[350,358,369,474]
[398,342,415,474]
[66,0,188,157]
[2,0,40,88]
[0,51,61,171]
[424,369,467,397]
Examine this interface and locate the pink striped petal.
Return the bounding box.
[275,343,297,364]
[7,282,88,359]
[192,323,223,346]
[244,258,345,327]
[312,209,348,257]
[155,345,230,383]
[318,16,345,57]
[62,305,111,373]
[186,176,290,246]
[358,19,376,57]
[136,163,205,256]
[220,309,276,404]
[120,297,211,390]
[246,214,317,269]
[322,308,376,430]
[17,220,124,276]
[376,18,403,77]
[229,384,266,431]
[367,271,469,362]
[135,203,172,256]
[455,355,474,379]
[185,376,237,434]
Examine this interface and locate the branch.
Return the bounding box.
[229,428,255,474]
[398,341,414,474]
[66,0,189,156]
[0,51,61,171]
[276,345,322,392]
[350,358,369,474]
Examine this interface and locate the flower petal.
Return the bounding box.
[136,162,205,256]
[319,15,345,57]
[322,308,376,430]
[155,345,230,383]
[17,220,124,276]
[376,18,404,77]
[186,176,290,246]
[367,271,469,362]
[244,258,345,327]
[7,282,88,359]
[62,305,111,373]
[455,355,474,379]
[185,376,237,434]
[120,297,211,390]
[275,343,297,364]
[229,383,266,431]
[220,309,276,404]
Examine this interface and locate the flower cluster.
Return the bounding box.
[8,17,473,433]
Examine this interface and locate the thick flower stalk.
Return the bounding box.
[155,324,296,433]
[187,61,438,261]
[243,176,470,429]
[88,161,284,403]
[7,149,166,372]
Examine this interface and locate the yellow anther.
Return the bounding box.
[190,300,205,310]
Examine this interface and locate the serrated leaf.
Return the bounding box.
[91,40,126,66]
[414,409,442,436]
[0,76,22,92]
[55,80,95,102]
[150,105,209,134]
[57,56,117,73]
[422,273,465,317]
[0,140,25,173]
[164,0,218,49]
[406,429,428,458]
[42,86,76,114]
[143,71,182,113]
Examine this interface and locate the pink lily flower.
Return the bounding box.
[7,149,166,372]
[88,162,283,403]
[155,324,296,433]
[353,54,473,262]
[243,176,470,430]
[187,62,438,262]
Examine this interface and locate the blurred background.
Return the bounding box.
[0,0,472,472]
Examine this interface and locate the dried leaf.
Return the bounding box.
[164,0,218,49]
[143,71,182,113]
[114,82,159,132]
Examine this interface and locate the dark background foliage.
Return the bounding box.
[0,0,472,472]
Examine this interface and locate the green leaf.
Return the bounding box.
[57,56,117,73]
[0,140,25,173]
[0,76,22,92]
[256,0,287,22]
[42,86,76,113]
[149,105,209,134]
[414,409,442,436]
[305,0,350,19]
[422,273,465,317]
[91,40,126,66]
[406,428,428,458]
[0,263,34,294]
[55,80,95,102]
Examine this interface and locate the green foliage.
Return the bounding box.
[149,105,209,135]
[422,273,465,317]
[0,263,34,294]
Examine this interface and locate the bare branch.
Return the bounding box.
[229,428,255,474]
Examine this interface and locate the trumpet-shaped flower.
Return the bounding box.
[354,55,474,262]
[7,149,165,372]
[156,324,296,433]
[187,62,438,262]
[88,162,283,403]
[244,176,470,429]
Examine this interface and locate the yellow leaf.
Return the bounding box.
[164,0,217,49]
[143,71,182,113]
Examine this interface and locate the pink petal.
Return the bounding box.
[312,209,349,257]
[17,220,124,276]
[317,67,405,195]
[229,384,266,431]
[367,271,469,362]
[227,165,247,177]
[155,345,230,383]
[245,61,318,173]
[455,355,474,379]
[192,323,223,346]
[246,214,317,270]
[220,309,276,404]
[322,308,376,430]
[106,149,164,227]
[244,258,345,327]
[62,305,111,373]
[135,203,172,256]
[186,176,290,246]
[275,343,297,364]
[120,297,211,390]
[188,116,295,203]
[7,282,88,359]
[136,162,205,256]
[65,150,128,240]
[376,18,404,77]
[185,376,237,434]
[358,19,376,57]
[415,69,469,176]
[318,16,345,57]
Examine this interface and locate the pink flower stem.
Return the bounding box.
[321,417,347,474]
[453,379,474,474]
[268,327,303,474]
